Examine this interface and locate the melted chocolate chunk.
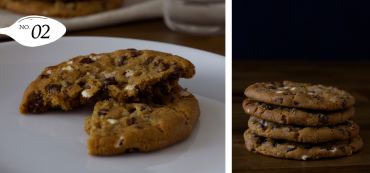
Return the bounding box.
[272,124,281,130]
[287,147,296,152]
[98,109,108,115]
[267,86,277,89]
[140,106,146,111]
[118,56,127,66]
[146,57,154,66]
[130,117,137,125]
[103,77,118,85]
[128,108,136,114]
[258,124,263,129]
[47,84,61,92]
[277,98,283,104]
[79,58,92,64]
[339,146,345,152]
[294,101,299,105]
[30,93,43,112]
[342,100,347,107]
[320,115,329,124]
[40,74,49,79]
[131,51,142,57]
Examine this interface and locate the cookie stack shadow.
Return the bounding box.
[242,81,363,160]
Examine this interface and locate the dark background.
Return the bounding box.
[233,1,370,61]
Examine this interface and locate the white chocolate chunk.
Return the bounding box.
[290,87,297,91]
[283,86,290,89]
[124,85,136,91]
[67,61,73,64]
[62,66,73,71]
[247,109,250,113]
[276,91,283,93]
[125,70,134,78]
[46,70,51,74]
[330,148,337,153]
[180,90,191,97]
[115,136,124,148]
[82,89,92,98]
[103,71,116,78]
[107,119,118,125]
[90,55,101,61]
[301,155,308,160]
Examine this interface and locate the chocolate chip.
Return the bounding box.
[98,109,108,115]
[79,58,92,64]
[261,103,267,109]
[40,74,49,79]
[128,108,136,114]
[339,129,345,134]
[140,106,146,111]
[267,86,277,89]
[130,117,137,125]
[272,124,281,130]
[267,105,274,110]
[100,87,109,98]
[290,93,296,95]
[314,96,320,100]
[277,98,283,104]
[342,100,347,107]
[103,77,118,85]
[131,51,142,57]
[162,63,170,71]
[339,146,345,152]
[274,143,278,147]
[118,56,127,66]
[185,121,188,125]
[125,148,139,153]
[294,101,299,105]
[345,120,353,126]
[262,139,268,143]
[298,92,303,94]
[292,108,298,113]
[253,134,259,138]
[258,124,264,129]
[30,93,43,112]
[320,115,329,124]
[135,126,143,129]
[146,57,154,65]
[283,92,289,95]
[328,125,335,129]
[287,147,296,152]
[47,84,61,92]
[172,67,180,76]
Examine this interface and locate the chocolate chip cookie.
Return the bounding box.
[84,85,200,155]
[244,129,363,160]
[19,49,195,114]
[248,116,360,143]
[244,81,355,111]
[0,0,123,17]
[243,98,355,126]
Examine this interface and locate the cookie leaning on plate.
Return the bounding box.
[244,129,363,160]
[244,81,355,111]
[242,98,355,126]
[0,0,123,17]
[85,85,200,155]
[248,116,360,143]
[19,49,195,114]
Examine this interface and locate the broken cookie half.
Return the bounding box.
[19,49,195,114]
[84,85,200,155]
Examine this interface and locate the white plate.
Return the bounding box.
[0,37,225,173]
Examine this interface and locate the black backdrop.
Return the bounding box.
[233,1,370,60]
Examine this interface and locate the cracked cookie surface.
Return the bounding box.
[84,85,200,155]
[0,0,123,17]
[248,116,359,143]
[244,81,355,111]
[19,49,196,114]
[243,98,355,126]
[244,129,363,160]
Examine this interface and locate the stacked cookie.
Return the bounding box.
[242,81,363,160]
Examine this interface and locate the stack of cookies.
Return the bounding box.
[242,81,363,160]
